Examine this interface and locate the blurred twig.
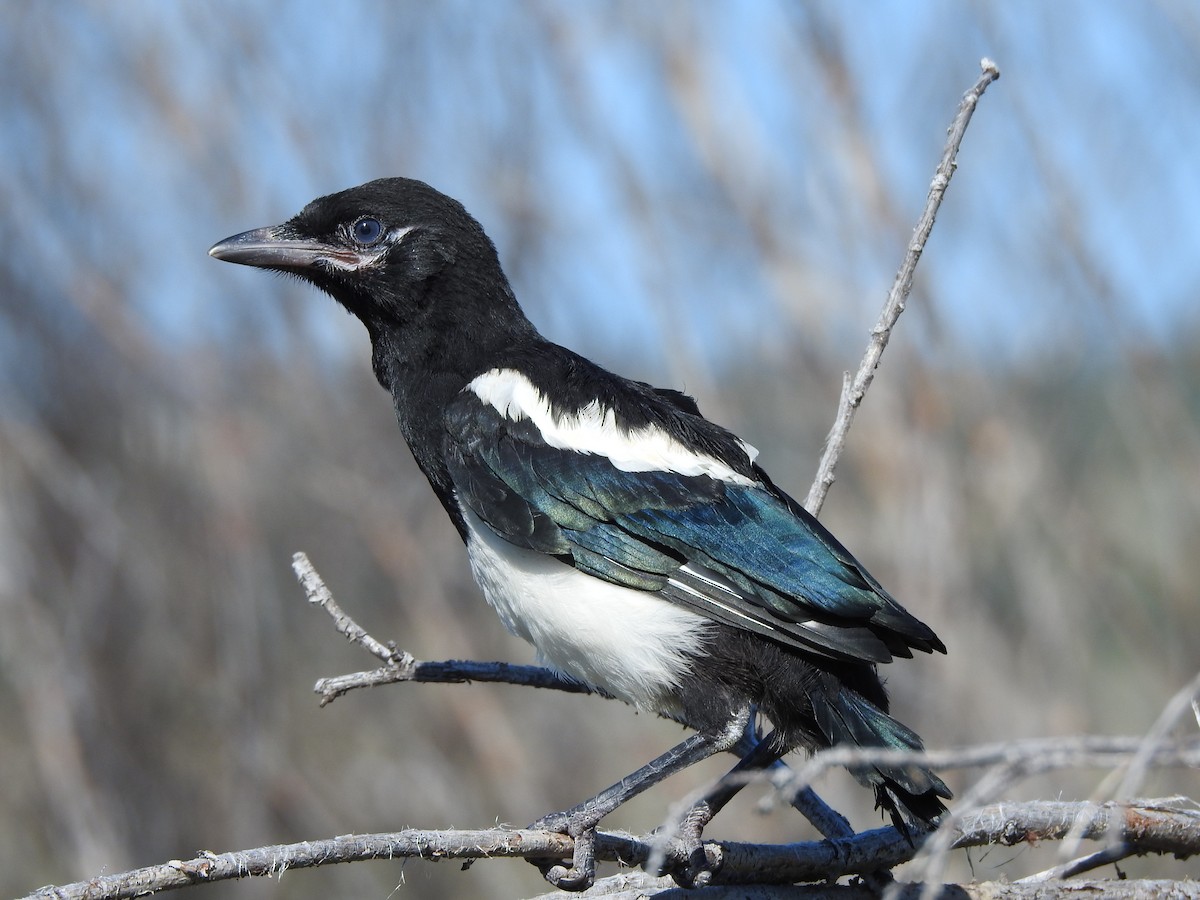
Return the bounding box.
[803,58,1000,515]
[898,672,1200,895]
[1114,669,1200,800]
[765,735,1200,798]
[1057,671,1200,866]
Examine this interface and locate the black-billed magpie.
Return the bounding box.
[210,178,950,890]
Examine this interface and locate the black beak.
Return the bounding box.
[209,226,361,270]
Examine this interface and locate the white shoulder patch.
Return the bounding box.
[467,368,756,485]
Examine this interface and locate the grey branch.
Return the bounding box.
[313,652,598,706]
[292,551,397,664]
[533,875,1200,899]
[803,58,1001,516]
[23,798,1200,900]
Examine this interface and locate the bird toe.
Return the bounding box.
[528,811,598,891]
[651,812,718,888]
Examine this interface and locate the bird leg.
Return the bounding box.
[731,718,854,839]
[652,728,786,888]
[528,706,750,891]
[663,730,898,892]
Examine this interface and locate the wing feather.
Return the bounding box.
[445,389,942,664]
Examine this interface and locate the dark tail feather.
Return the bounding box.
[812,674,951,840]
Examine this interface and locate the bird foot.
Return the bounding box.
[651,803,719,888]
[528,810,599,891]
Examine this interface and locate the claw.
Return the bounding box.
[656,803,719,888]
[528,812,599,891]
[524,720,751,891]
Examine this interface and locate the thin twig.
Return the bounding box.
[763,735,1200,796]
[1115,669,1200,801]
[1062,670,1200,862]
[804,58,1001,515]
[291,552,396,663]
[751,733,1200,898]
[1017,843,1136,883]
[313,655,597,706]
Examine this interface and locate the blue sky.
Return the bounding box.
[2,1,1198,386]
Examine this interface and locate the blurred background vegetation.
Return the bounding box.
[2,2,1198,897]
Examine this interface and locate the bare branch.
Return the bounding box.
[766,734,1200,794]
[1061,671,1200,865]
[292,551,396,664]
[1114,669,1200,800]
[1017,843,1137,884]
[804,58,1001,515]
[533,876,1200,900]
[23,798,1199,900]
[313,654,598,706]
[20,828,575,900]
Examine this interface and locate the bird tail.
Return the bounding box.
[811,673,951,840]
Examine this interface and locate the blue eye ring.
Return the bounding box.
[351,217,384,246]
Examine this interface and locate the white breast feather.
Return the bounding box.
[462,509,711,712]
[467,368,757,484]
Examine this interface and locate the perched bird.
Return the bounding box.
[210,178,950,889]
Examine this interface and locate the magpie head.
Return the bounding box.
[210,177,525,335]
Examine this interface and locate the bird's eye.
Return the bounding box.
[351,217,384,245]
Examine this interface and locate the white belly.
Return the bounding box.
[462,508,711,712]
